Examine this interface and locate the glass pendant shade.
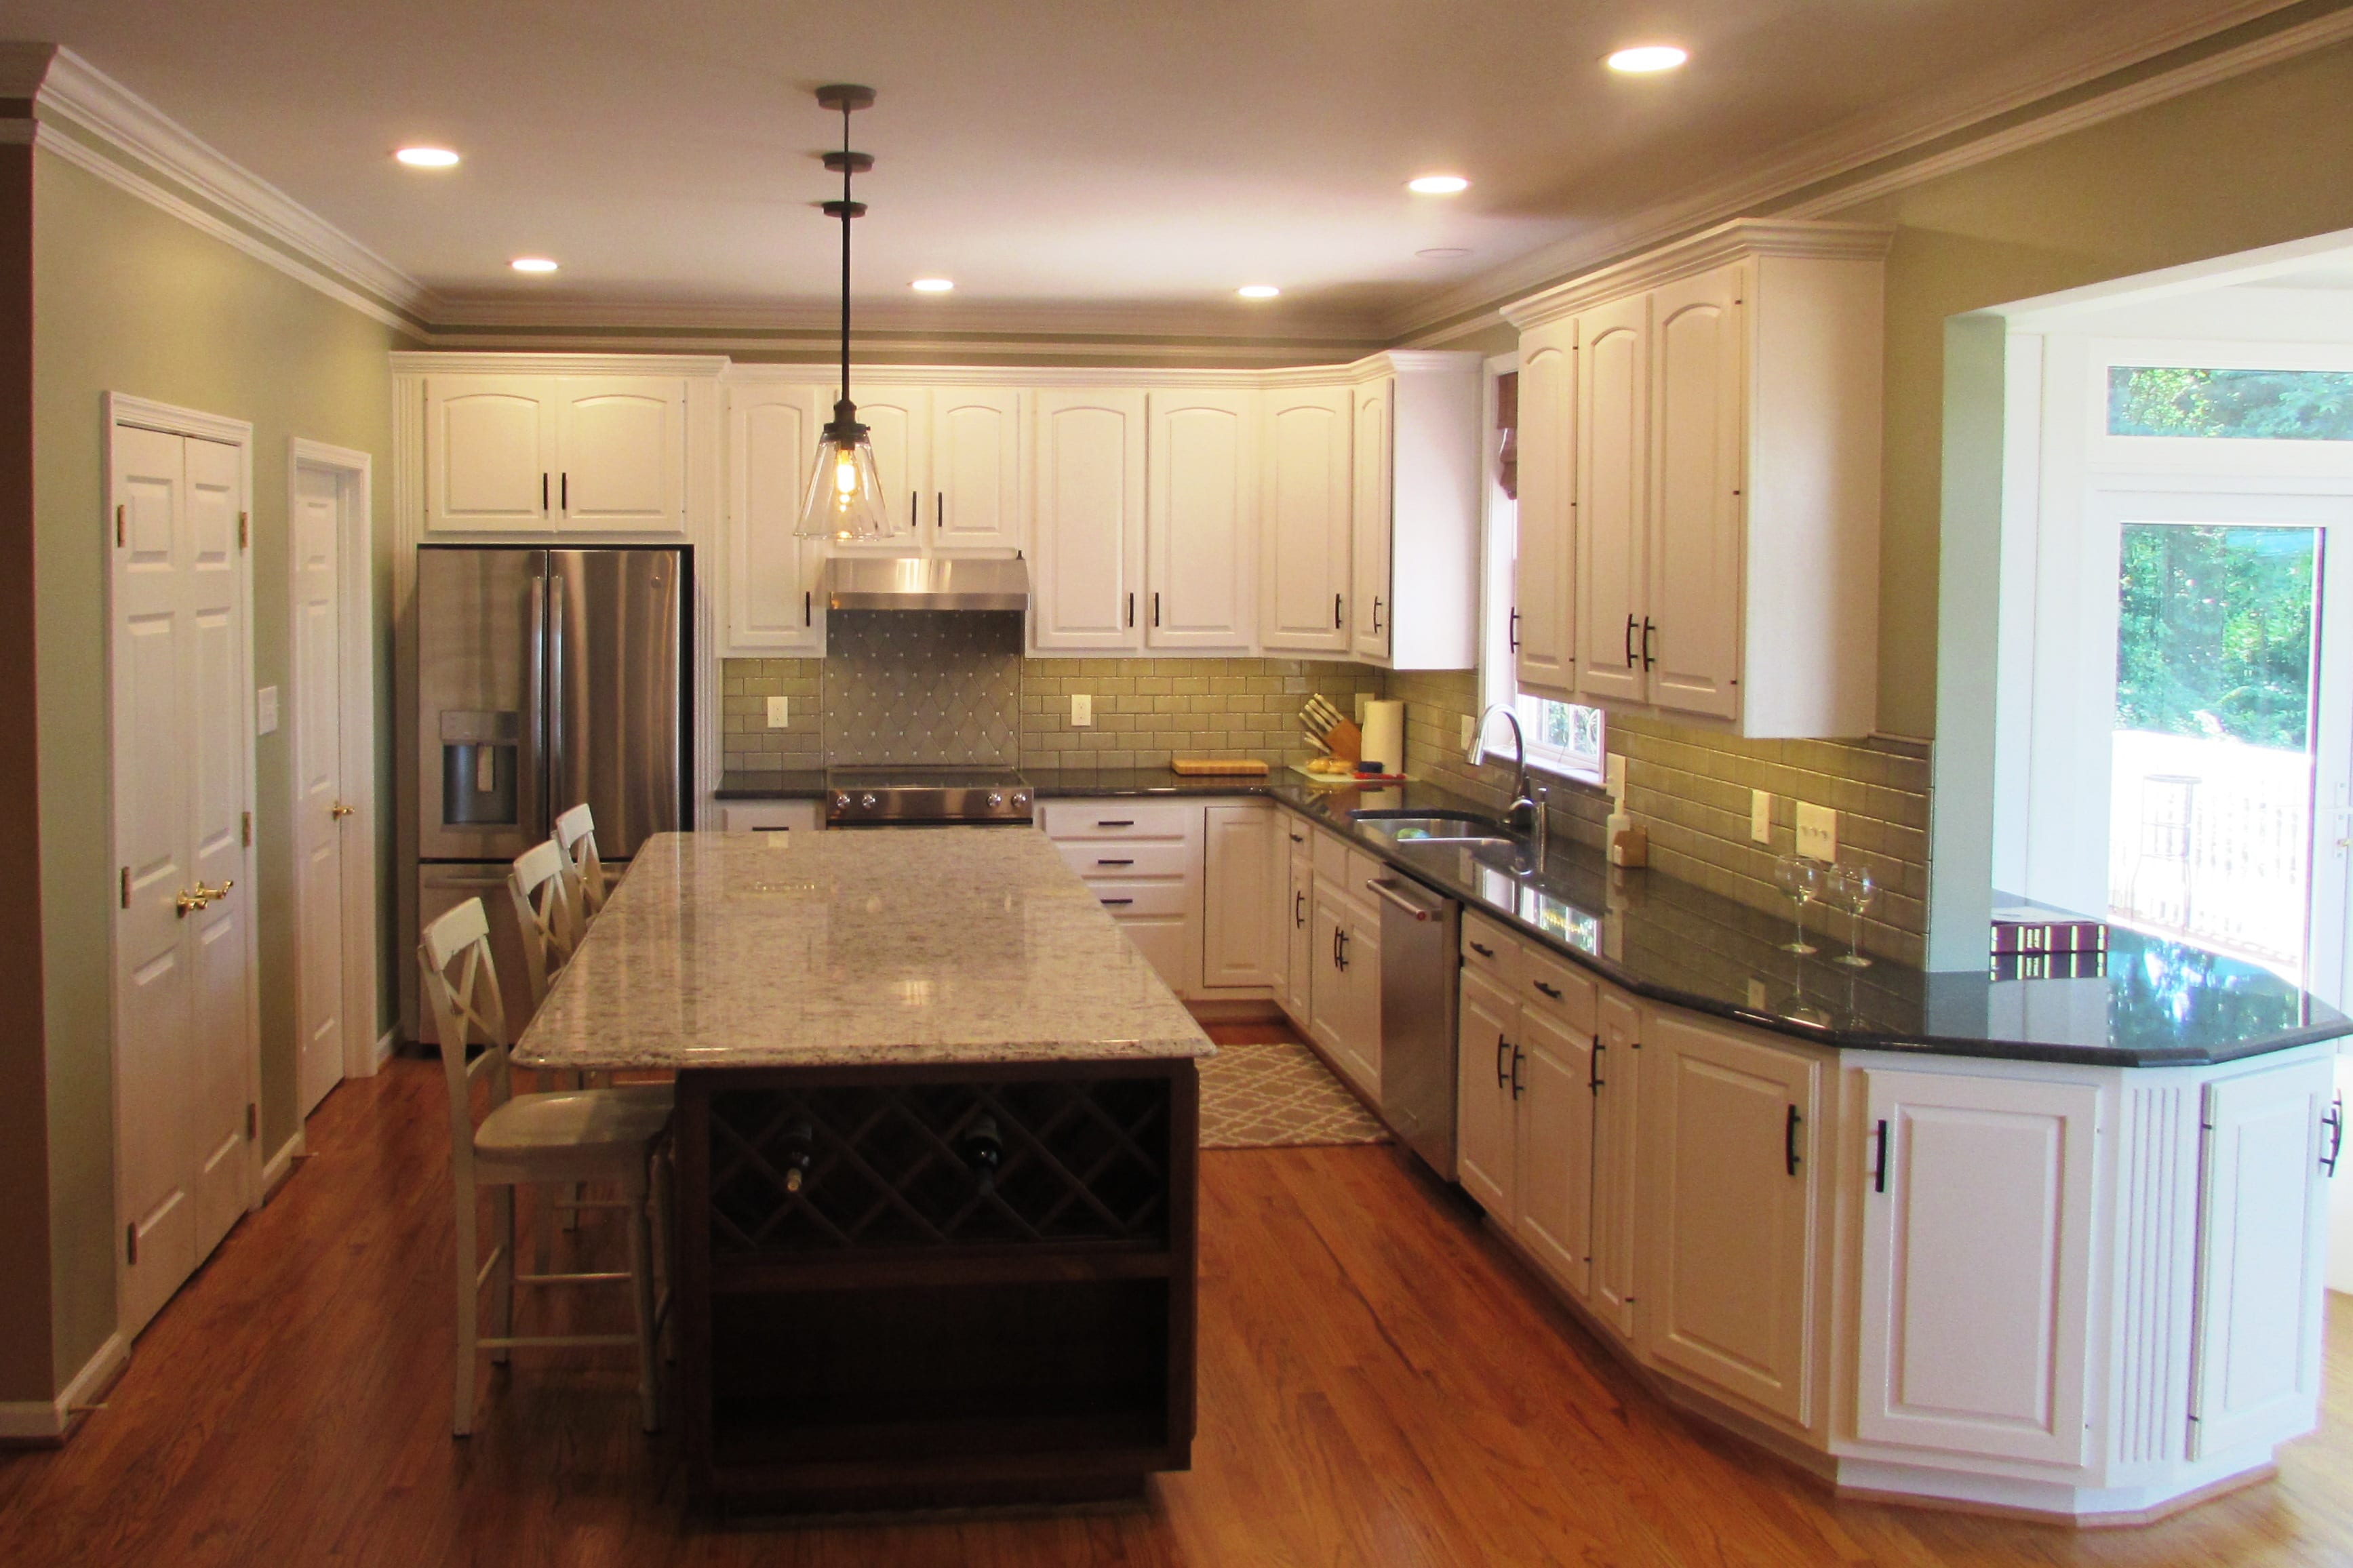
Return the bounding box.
[795,422,896,541]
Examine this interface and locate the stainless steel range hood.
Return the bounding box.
[824,555,1029,611]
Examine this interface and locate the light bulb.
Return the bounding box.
[835,451,859,496]
[1606,45,1688,73]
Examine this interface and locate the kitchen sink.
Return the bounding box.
[1348,809,1520,847]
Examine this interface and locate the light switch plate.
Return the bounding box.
[1796,801,1837,862]
[766,695,789,729]
[256,685,278,736]
[1751,790,1772,844]
[1071,693,1092,727]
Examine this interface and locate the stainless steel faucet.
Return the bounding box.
[1467,704,1549,866]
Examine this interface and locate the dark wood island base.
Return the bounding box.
[674,1058,1199,1513]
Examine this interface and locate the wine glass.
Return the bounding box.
[1773,855,1823,954]
[1834,864,1877,968]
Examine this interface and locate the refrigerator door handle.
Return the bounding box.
[546,576,564,834]
[526,562,549,845]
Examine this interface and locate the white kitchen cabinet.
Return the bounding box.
[717,801,822,832]
[1516,989,1598,1300]
[1031,389,1149,651]
[1040,796,1201,995]
[1282,825,1314,1026]
[424,373,688,536]
[827,386,929,550]
[1455,965,1519,1219]
[2188,1056,2335,1458]
[1855,1067,2097,1464]
[1349,378,1393,663]
[1202,801,1282,990]
[1306,844,1382,1102]
[1147,390,1256,649]
[929,386,1024,551]
[1641,1008,1820,1428]
[1503,220,1888,736]
[1361,354,1481,670]
[1589,989,1642,1340]
[725,382,827,653]
[1511,324,1575,700]
[1337,898,1382,1097]
[1258,385,1353,655]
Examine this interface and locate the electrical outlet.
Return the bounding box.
[1796,801,1838,862]
[1604,753,1626,802]
[1751,790,1772,844]
[1461,715,1475,751]
[1071,693,1092,727]
[256,685,278,736]
[766,695,789,729]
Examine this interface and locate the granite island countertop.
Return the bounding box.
[511,828,1214,1072]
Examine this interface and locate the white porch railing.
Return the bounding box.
[2107,729,2314,974]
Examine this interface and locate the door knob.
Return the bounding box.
[196,880,234,902]
[174,889,210,917]
[330,802,355,820]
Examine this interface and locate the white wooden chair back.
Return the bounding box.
[418,897,513,1168]
[555,802,609,919]
[508,838,582,1008]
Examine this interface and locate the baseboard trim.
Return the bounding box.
[262,1129,307,1203]
[1185,998,1286,1024]
[0,1332,130,1445]
[1833,1457,2278,1527]
[374,1026,396,1068]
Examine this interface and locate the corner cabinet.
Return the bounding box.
[1259,384,1354,655]
[1503,219,1889,736]
[424,373,689,536]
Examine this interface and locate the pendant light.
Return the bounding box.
[795,83,904,542]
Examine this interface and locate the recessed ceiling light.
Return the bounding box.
[910,277,955,293]
[394,146,460,168]
[1237,284,1281,300]
[1417,247,1472,259]
[1407,174,1470,195]
[1606,44,1689,73]
[510,256,559,274]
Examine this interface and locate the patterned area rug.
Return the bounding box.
[1200,1040,1391,1150]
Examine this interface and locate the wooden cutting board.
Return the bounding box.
[1170,758,1272,777]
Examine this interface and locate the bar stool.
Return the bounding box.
[418,898,669,1436]
[555,802,609,921]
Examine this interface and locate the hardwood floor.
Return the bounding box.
[5,1056,2353,1565]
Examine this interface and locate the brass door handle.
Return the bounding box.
[174,889,210,917]
[195,880,234,902]
[330,803,355,820]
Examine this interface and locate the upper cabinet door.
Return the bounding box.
[1575,296,1648,704]
[1855,1068,2097,1464]
[1147,390,1255,650]
[931,387,1023,552]
[726,384,827,653]
[553,377,687,534]
[1031,388,1147,651]
[1349,379,1393,663]
[1258,386,1353,654]
[1513,327,1575,700]
[832,386,930,552]
[1646,266,1745,720]
[424,376,557,533]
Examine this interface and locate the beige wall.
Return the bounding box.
[27,150,408,1393]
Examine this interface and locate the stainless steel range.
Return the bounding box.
[826,765,1033,826]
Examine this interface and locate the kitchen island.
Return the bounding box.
[512,828,1212,1512]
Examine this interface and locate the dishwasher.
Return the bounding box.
[1366,874,1460,1180]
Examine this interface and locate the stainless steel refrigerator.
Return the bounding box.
[414,545,691,1032]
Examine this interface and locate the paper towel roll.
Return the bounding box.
[1359,700,1405,776]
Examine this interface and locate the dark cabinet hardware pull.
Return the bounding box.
[1511,1046,1526,1101]
[1097,819,1134,827]
[936,491,944,528]
[1334,592,1344,628]
[1337,929,1350,970]
[1533,980,1563,1001]
[1096,857,1134,866]
[1873,1119,1890,1193]
[803,590,812,626]
[542,473,549,512]
[2325,1094,2345,1177]
[1101,897,1134,906]
[1509,608,1520,651]
[1623,614,1637,667]
[1469,940,1495,959]
[1372,597,1383,635]
[911,491,918,529]
[1785,1105,1802,1176]
[561,472,568,511]
[1641,617,1657,670]
[1294,888,1306,927]
[1153,591,1161,627]
[1290,831,1305,843]
[1333,927,1344,969]
[1590,1039,1604,1093]
[1496,1033,1511,1087]
[1126,592,1134,628]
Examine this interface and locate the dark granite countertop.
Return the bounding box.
[1026,767,2352,1068]
[714,769,829,800]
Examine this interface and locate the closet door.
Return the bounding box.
[1146,390,1254,649]
[1574,294,1648,704]
[1512,324,1575,700]
[1031,388,1147,651]
[1258,386,1352,654]
[1646,265,1745,720]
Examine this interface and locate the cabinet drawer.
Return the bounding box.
[1347,849,1387,905]
[1041,801,1200,841]
[1462,912,1524,988]
[1086,880,1191,917]
[1524,949,1596,1034]
[718,801,822,833]
[1055,840,1196,881]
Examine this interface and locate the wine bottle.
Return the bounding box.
[962,1114,1004,1198]
[780,1117,816,1194]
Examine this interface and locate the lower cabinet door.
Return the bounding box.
[1308,885,1351,1067]
[1642,1010,1819,1427]
[1283,838,1314,1024]
[1856,1068,2097,1464]
[1202,803,1279,990]
[1515,1006,1595,1299]
[2189,1054,2335,1458]
[1110,912,1195,1000]
[1455,968,1518,1219]
[1590,992,1642,1339]
[1336,902,1383,1102]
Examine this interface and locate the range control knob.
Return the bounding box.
[1012,792,1029,810]
[987,792,1004,809]
[861,793,878,809]
[834,793,850,809]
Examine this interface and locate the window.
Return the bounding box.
[2108,366,2353,441]
[1480,360,1605,783]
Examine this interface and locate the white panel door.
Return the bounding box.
[1147,390,1255,649]
[112,423,253,1338]
[1031,389,1147,651]
[726,384,827,652]
[424,376,553,533]
[931,387,1023,551]
[831,386,930,550]
[1857,1068,2098,1464]
[1456,967,1519,1219]
[1646,266,1745,719]
[2190,1056,2335,1458]
[1350,378,1393,663]
[1590,990,1642,1339]
[1575,294,1648,704]
[1516,1005,1596,1299]
[1643,1011,1817,1425]
[1202,803,1280,989]
[553,377,686,533]
[1513,325,1576,700]
[290,464,347,1117]
[1258,386,1353,654]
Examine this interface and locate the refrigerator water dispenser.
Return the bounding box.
[439,710,520,826]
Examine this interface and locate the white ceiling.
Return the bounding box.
[0,0,2302,337]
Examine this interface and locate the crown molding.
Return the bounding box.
[1389,0,2344,345]
[1501,220,1894,329]
[390,350,733,379]
[416,348,1480,388]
